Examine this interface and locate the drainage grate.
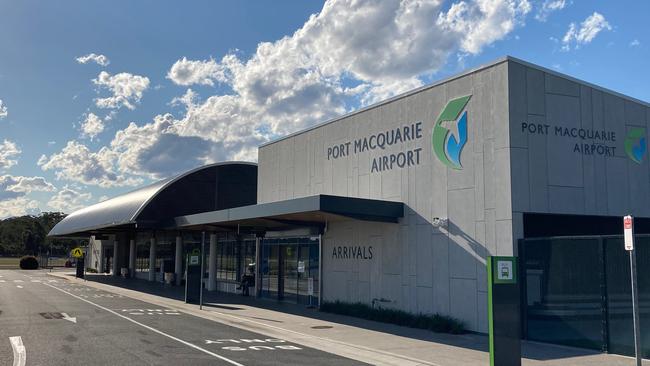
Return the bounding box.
[310,325,333,329]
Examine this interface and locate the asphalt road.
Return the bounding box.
[0,269,368,366]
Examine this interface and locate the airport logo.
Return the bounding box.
[624,127,646,164]
[432,95,471,169]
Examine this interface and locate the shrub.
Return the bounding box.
[320,301,465,334]
[19,256,39,270]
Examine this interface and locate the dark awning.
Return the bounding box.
[171,194,404,233]
[48,162,257,237]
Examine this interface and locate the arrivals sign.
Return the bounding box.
[331,245,373,260]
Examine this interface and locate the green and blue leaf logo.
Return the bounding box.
[432,95,471,169]
[625,127,646,164]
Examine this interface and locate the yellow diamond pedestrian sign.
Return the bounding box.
[70,247,84,258]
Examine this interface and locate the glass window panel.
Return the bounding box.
[523,238,603,350]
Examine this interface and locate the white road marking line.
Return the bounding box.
[0,280,5,283]
[14,280,23,283]
[30,280,41,283]
[203,303,442,366]
[16,285,23,289]
[42,283,245,366]
[9,336,26,366]
[61,312,77,324]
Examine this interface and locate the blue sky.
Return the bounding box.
[0,0,647,217]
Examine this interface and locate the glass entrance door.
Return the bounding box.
[260,237,319,305]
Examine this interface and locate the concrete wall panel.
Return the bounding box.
[450,278,478,331]
[258,59,511,332]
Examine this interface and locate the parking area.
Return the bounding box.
[0,270,367,366]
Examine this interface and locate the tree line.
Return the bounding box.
[0,212,78,257]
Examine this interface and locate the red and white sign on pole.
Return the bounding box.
[624,215,634,251]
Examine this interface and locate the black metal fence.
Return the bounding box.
[520,235,650,357]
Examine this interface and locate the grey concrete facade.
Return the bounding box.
[508,60,650,219]
[256,57,650,333]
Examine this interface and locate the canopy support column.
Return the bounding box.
[148,237,156,282]
[98,242,105,273]
[129,239,136,278]
[175,235,183,286]
[208,233,217,291]
[112,239,119,276]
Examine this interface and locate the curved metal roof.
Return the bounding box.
[48,162,257,237]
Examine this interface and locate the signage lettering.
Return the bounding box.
[331,245,373,260]
[521,122,618,157]
[371,148,421,173]
[326,122,424,173]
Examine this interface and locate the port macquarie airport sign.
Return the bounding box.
[325,95,473,173]
[520,121,647,163]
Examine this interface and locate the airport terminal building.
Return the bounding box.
[50,57,650,356]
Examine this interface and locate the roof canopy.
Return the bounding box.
[171,194,404,234]
[48,162,257,237]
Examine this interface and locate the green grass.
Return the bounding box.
[0,257,20,264]
[0,257,20,268]
[320,301,466,334]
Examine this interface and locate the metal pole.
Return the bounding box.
[199,231,205,310]
[318,234,322,308]
[254,236,260,299]
[629,248,642,366]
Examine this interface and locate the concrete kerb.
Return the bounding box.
[46,272,439,366]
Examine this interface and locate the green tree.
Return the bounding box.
[0,212,75,256]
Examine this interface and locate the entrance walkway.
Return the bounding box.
[49,271,648,366]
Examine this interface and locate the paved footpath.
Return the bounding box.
[0,269,367,366]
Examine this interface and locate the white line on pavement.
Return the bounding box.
[9,336,26,366]
[16,285,22,289]
[0,280,5,283]
[42,283,245,366]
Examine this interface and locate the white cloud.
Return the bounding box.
[562,12,612,51]
[80,113,105,140]
[47,0,532,181]
[93,71,150,110]
[38,140,142,187]
[110,113,234,179]
[0,99,7,119]
[167,57,227,86]
[170,88,198,109]
[76,53,110,67]
[0,197,40,218]
[630,39,641,47]
[0,140,20,170]
[171,0,532,142]
[437,0,531,55]
[0,174,55,218]
[0,174,55,200]
[47,185,92,213]
[535,0,566,21]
